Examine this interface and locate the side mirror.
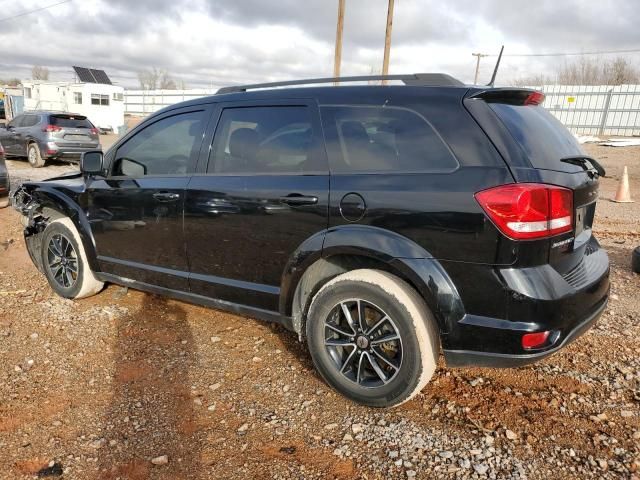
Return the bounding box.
[81,150,104,176]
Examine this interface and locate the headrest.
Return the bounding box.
[340,121,369,143]
[229,128,259,159]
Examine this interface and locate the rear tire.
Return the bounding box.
[27,142,45,168]
[306,269,440,407]
[40,217,104,299]
[633,246,640,274]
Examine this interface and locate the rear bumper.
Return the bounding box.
[44,143,101,161]
[440,236,610,367]
[444,296,607,367]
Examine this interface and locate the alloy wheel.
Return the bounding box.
[46,233,78,288]
[323,299,403,388]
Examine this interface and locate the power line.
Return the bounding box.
[0,0,72,23]
[489,48,640,57]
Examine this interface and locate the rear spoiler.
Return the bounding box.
[467,88,545,106]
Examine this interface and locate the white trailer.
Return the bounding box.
[22,81,125,132]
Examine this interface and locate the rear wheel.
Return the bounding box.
[40,217,103,299]
[27,142,45,168]
[306,269,440,407]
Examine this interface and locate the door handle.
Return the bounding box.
[153,192,180,202]
[279,194,318,206]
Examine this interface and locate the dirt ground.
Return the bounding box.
[0,144,638,479]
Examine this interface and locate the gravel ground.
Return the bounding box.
[0,144,638,479]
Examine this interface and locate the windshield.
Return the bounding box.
[489,103,584,173]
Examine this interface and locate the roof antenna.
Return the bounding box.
[487,45,504,87]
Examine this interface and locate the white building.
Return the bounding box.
[22,80,125,132]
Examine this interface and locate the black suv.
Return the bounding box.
[12,74,609,407]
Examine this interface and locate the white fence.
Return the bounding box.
[527,85,640,137]
[124,89,217,115]
[124,85,640,137]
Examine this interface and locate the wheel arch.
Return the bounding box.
[20,186,100,272]
[281,225,465,339]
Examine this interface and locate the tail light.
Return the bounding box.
[90,128,99,135]
[524,91,545,106]
[43,125,62,132]
[475,183,573,240]
[522,331,551,350]
[0,143,4,154]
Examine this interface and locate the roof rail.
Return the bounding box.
[216,73,464,94]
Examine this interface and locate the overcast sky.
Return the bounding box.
[1,0,639,89]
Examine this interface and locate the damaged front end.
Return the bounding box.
[12,185,49,273]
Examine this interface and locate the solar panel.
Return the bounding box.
[90,69,112,85]
[73,66,94,83]
[72,66,112,85]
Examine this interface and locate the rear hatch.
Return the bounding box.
[48,114,99,146]
[465,89,603,277]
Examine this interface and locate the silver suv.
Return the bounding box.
[0,111,100,167]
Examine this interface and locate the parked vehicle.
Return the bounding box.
[0,142,8,208]
[12,74,610,407]
[0,111,100,168]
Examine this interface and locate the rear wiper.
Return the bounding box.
[560,155,606,178]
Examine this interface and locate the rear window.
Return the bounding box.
[321,106,458,173]
[50,115,93,129]
[488,103,584,172]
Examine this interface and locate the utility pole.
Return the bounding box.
[333,0,346,83]
[472,52,489,84]
[381,0,395,84]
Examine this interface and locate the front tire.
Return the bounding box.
[306,269,440,407]
[40,217,104,299]
[27,142,45,168]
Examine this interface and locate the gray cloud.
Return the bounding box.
[464,0,640,50]
[0,0,638,88]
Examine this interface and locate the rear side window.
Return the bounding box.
[321,106,458,173]
[8,115,23,128]
[21,115,40,127]
[113,111,205,176]
[488,103,584,172]
[208,106,316,174]
[50,115,93,128]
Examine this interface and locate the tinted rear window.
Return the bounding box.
[50,115,93,128]
[489,103,584,172]
[321,106,458,173]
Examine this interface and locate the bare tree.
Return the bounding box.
[511,73,553,87]
[137,67,160,90]
[0,78,21,87]
[605,57,639,85]
[138,68,182,90]
[32,65,49,80]
[158,70,177,90]
[512,56,640,86]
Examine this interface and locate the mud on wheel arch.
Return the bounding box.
[12,186,63,274]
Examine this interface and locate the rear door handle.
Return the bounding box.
[153,192,180,202]
[279,194,318,206]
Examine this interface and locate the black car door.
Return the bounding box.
[184,100,329,311]
[85,105,212,290]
